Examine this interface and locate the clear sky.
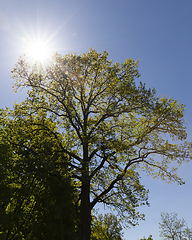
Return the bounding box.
[1,0,192,239]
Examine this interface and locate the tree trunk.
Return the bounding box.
[79,179,91,240]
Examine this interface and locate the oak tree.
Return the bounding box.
[11,49,192,240]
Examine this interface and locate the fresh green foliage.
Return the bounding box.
[10,49,192,240]
[0,112,78,240]
[91,213,124,240]
[159,212,192,240]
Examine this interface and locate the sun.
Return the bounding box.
[25,38,53,64]
[28,41,48,61]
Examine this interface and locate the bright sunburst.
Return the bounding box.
[24,37,54,65]
[28,41,48,60]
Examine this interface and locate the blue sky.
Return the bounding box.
[1,1,192,239]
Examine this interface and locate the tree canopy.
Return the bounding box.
[91,213,124,240]
[0,112,78,239]
[159,212,192,240]
[10,48,192,240]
